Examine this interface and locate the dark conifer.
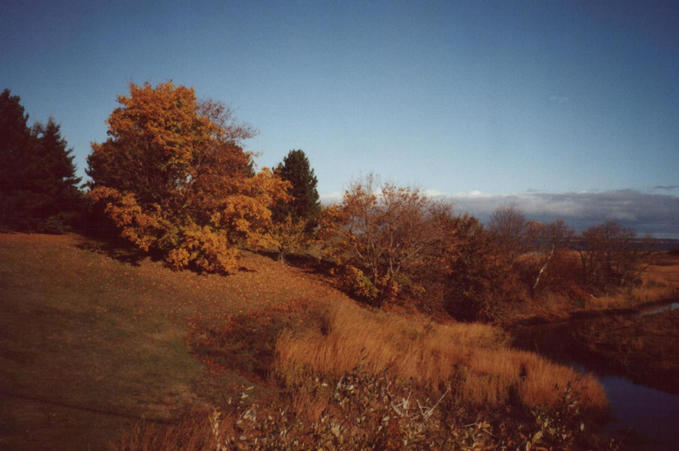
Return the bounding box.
[0,89,81,231]
[273,149,320,224]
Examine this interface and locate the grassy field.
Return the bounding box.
[0,233,351,449]
[1,233,612,449]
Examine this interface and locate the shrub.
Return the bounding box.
[338,265,380,304]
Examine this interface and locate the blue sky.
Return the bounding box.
[2,1,678,236]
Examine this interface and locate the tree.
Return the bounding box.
[273,149,320,223]
[436,214,520,320]
[525,219,575,292]
[487,206,527,263]
[87,81,289,273]
[578,221,649,289]
[35,119,81,200]
[320,177,445,305]
[0,89,33,227]
[0,89,32,195]
[0,89,81,231]
[269,149,320,261]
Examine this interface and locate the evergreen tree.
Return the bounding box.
[0,89,81,231]
[273,149,320,223]
[33,119,82,220]
[0,89,32,202]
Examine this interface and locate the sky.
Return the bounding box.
[2,0,678,237]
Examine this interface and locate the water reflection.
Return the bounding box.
[637,301,679,317]
[602,374,679,450]
[514,304,679,450]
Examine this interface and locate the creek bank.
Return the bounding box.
[509,298,679,327]
[567,309,679,394]
[508,299,679,394]
[507,300,679,450]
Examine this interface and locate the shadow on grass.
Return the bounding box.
[76,239,147,266]
[258,250,337,275]
[76,234,260,276]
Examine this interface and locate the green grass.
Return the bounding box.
[0,236,196,448]
[0,233,338,449]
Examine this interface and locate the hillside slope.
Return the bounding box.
[0,233,609,450]
[0,233,349,450]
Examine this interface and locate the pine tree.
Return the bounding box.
[273,149,320,223]
[0,90,81,231]
[33,119,82,220]
[0,89,32,203]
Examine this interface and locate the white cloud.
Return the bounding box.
[453,190,495,198]
[444,190,679,238]
[424,189,445,197]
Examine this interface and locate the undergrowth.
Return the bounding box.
[117,368,619,450]
[127,297,617,449]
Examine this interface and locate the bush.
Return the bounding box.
[338,265,380,304]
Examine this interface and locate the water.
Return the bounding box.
[601,374,679,450]
[515,303,679,450]
[637,301,679,317]
[565,362,679,449]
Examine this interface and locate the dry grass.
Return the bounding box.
[504,252,679,323]
[116,414,214,451]
[590,254,679,310]
[274,300,607,414]
[464,348,604,408]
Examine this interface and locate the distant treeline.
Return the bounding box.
[637,238,679,252]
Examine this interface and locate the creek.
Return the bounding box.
[600,373,679,450]
[511,300,679,450]
[637,301,679,317]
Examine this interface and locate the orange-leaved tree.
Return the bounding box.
[320,177,446,305]
[87,82,289,273]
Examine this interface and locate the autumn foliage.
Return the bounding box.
[320,177,451,305]
[87,82,289,273]
[575,221,652,293]
[319,179,525,316]
[82,81,653,314]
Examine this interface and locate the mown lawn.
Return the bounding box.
[0,233,346,450]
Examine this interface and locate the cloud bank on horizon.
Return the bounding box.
[322,188,679,239]
[447,189,679,239]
